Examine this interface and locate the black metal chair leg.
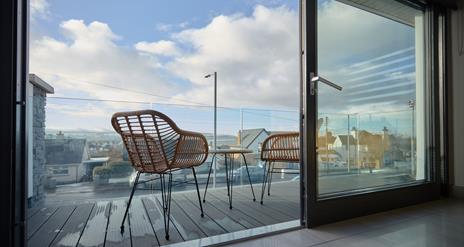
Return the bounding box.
[224,155,230,196]
[268,162,274,196]
[159,172,173,241]
[241,153,256,201]
[192,168,204,217]
[229,158,234,209]
[260,162,270,204]
[121,171,140,233]
[165,173,172,240]
[203,154,216,203]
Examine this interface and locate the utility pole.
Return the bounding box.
[325,116,329,175]
[213,72,217,187]
[240,107,243,185]
[347,114,350,173]
[409,100,416,177]
[356,114,360,174]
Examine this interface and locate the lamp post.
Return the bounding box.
[205,72,217,187]
[409,99,416,177]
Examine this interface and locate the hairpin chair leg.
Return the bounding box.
[192,167,204,217]
[160,172,173,240]
[121,171,140,234]
[260,161,270,204]
[267,162,274,196]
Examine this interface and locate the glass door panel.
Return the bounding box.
[315,0,427,197]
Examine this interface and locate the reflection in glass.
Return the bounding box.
[317,0,426,196]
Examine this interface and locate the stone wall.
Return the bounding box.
[29,86,47,206]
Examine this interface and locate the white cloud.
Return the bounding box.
[161,2,415,112]
[156,23,173,32]
[30,19,177,108]
[30,0,49,19]
[167,5,300,109]
[31,2,417,132]
[156,22,190,32]
[135,40,180,56]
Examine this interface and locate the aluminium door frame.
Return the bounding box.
[302,0,445,227]
[2,0,29,245]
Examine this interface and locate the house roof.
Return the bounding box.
[357,130,383,145]
[45,138,87,165]
[238,128,268,148]
[337,135,357,146]
[317,133,336,146]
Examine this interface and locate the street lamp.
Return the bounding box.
[205,72,217,151]
[205,72,217,187]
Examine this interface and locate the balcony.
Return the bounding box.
[26,90,421,246]
[27,181,299,247]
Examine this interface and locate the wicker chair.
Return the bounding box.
[260,132,300,204]
[111,110,208,240]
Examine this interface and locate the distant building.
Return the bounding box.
[333,134,357,164]
[82,157,110,181]
[317,149,342,163]
[332,127,391,169]
[236,128,270,153]
[317,131,337,150]
[45,138,89,184]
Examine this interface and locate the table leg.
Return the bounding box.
[229,156,234,209]
[241,153,256,201]
[203,153,216,203]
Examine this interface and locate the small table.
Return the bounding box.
[203,149,256,209]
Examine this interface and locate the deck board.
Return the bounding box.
[105,200,132,247]
[155,196,207,241]
[200,192,264,229]
[171,195,227,236]
[27,207,58,239]
[228,188,299,222]
[208,189,287,225]
[234,188,300,219]
[77,201,111,247]
[27,208,40,220]
[141,197,184,246]
[182,193,246,232]
[28,205,75,247]
[129,198,159,247]
[50,203,94,247]
[28,182,299,246]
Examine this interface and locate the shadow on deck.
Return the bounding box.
[27,181,300,247]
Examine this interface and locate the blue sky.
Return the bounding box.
[30,0,419,136]
[33,0,298,45]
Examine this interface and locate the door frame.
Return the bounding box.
[1,0,28,245]
[302,0,446,227]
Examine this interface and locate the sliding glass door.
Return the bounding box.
[304,0,442,226]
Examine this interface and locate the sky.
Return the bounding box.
[29,0,420,136]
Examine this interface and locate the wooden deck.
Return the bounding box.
[27,182,299,247]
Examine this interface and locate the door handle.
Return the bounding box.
[310,73,343,95]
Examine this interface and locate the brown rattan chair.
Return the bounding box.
[111,110,208,240]
[260,132,299,204]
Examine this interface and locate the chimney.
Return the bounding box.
[56,131,65,139]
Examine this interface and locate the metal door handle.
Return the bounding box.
[310,73,343,95]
